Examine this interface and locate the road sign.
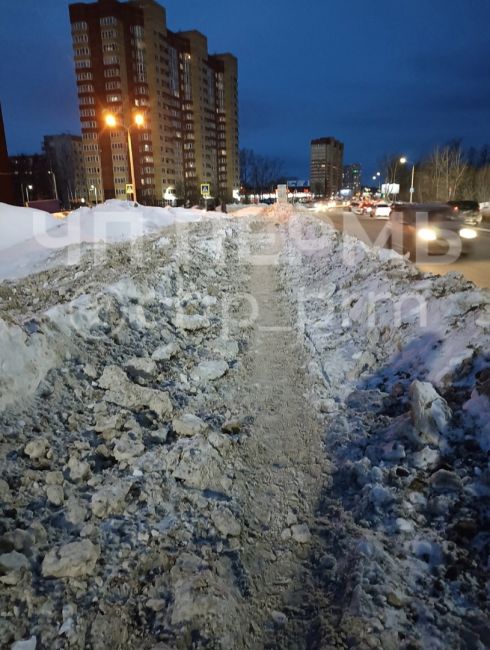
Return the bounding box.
[126,183,134,194]
[201,183,210,197]
[277,184,288,204]
[381,183,400,195]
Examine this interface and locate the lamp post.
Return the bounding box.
[398,157,407,200]
[105,112,145,203]
[399,157,415,203]
[48,170,58,201]
[25,184,33,205]
[90,184,98,205]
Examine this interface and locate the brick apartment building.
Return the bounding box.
[310,137,344,197]
[69,0,239,204]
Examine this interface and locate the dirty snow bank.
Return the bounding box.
[0,200,203,280]
[0,219,252,649]
[281,213,490,649]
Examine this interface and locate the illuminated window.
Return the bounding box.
[100,16,117,26]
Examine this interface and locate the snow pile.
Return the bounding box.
[0,200,204,280]
[281,213,490,648]
[0,202,59,250]
[0,218,250,648]
[0,319,60,412]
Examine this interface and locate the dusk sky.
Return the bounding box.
[0,0,489,180]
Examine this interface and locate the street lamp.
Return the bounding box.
[48,170,58,201]
[90,184,98,205]
[24,184,33,205]
[104,111,145,203]
[400,157,415,203]
[409,164,415,203]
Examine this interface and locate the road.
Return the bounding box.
[314,209,490,288]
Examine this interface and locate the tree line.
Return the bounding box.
[239,148,285,196]
[381,141,490,203]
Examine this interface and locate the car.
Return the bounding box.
[350,199,373,215]
[447,200,482,226]
[387,202,478,261]
[372,202,391,219]
[350,200,362,214]
[360,200,374,215]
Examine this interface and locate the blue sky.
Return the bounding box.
[0,0,489,179]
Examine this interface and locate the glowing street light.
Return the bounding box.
[400,157,415,203]
[104,112,145,202]
[134,113,145,127]
[48,170,58,201]
[105,113,117,128]
[23,183,34,205]
[90,184,98,205]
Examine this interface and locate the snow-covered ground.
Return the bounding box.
[0,205,488,649]
[0,200,203,280]
[281,213,490,648]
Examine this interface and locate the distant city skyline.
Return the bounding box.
[1,0,489,180]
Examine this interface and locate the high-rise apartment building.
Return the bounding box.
[44,134,87,208]
[310,137,344,197]
[69,0,239,204]
[0,102,14,205]
[342,163,361,193]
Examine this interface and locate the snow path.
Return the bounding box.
[227,219,340,647]
[0,209,488,649]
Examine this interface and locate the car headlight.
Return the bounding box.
[459,228,477,239]
[418,228,437,242]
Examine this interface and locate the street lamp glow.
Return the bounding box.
[400,157,407,164]
[105,113,118,128]
[134,113,145,127]
[104,112,143,202]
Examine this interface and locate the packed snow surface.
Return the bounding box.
[0,206,488,649]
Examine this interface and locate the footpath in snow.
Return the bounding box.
[0,203,488,649]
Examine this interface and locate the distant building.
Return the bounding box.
[9,153,52,206]
[0,102,15,204]
[343,163,361,193]
[44,134,87,208]
[310,137,344,197]
[69,0,240,204]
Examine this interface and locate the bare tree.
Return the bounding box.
[475,165,490,202]
[239,148,255,188]
[425,141,466,201]
[240,148,284,197]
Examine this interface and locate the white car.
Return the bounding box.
[373,203,391,219]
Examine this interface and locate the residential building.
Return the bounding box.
[0,102,14,205]
[68,0,239,204]
[310,137,344,197]
[9,154,52,206]
[43,134,87,208]
[342,163,361,193]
